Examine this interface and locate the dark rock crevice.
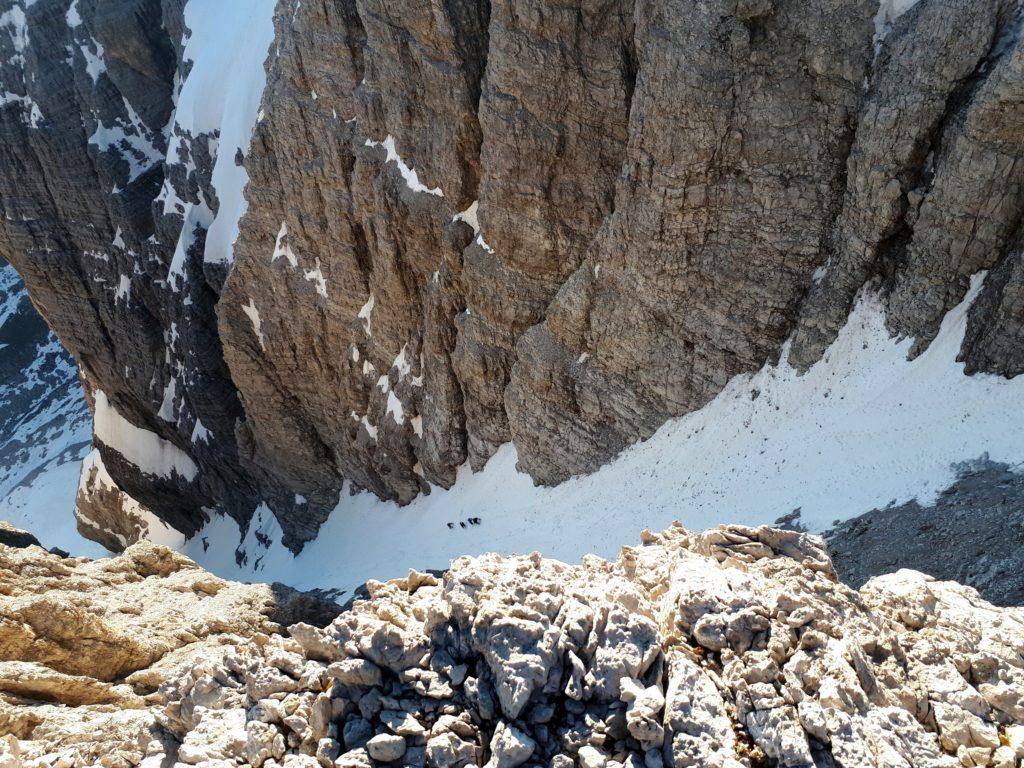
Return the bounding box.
[959,240,1024,377]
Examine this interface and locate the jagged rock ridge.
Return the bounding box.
[0,0,1022,548]
[2,524,1024,768]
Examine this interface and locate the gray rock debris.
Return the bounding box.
[826,459,1024,606]
[4,523,1024,768]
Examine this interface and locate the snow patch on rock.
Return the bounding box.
[76,448,185,549]
[358,293,374,335]
[242,298,266,350]
[168,0,277,267]
[272,221,297,267]
[874,0,924,47]
[93,390,198,482]
[365,136,444,197]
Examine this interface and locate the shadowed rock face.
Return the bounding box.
[0,0,1022,549]
[0,521,40,548]
[0,0,260,545]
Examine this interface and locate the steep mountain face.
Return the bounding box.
[0,260,93,552]
[0,0,1022,551]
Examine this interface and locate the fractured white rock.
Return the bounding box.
[4,524,1024,768]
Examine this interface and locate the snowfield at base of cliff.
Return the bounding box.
[9,265,1024,598]
[175,275,1024,597]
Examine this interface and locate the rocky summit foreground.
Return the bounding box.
[1,525,1023,768]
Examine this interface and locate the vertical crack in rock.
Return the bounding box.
[885,11,1024,356]
[959,240,1024,377]
[218,0,490,547]
[219,0,372,549]
[357,0,487,208]
[454,0,636,468]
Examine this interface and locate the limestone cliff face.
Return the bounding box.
[0,0,1022,550]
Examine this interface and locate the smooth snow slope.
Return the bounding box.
[165,0,277,281]
[0,263,103,556]
[183,273,1024,597]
